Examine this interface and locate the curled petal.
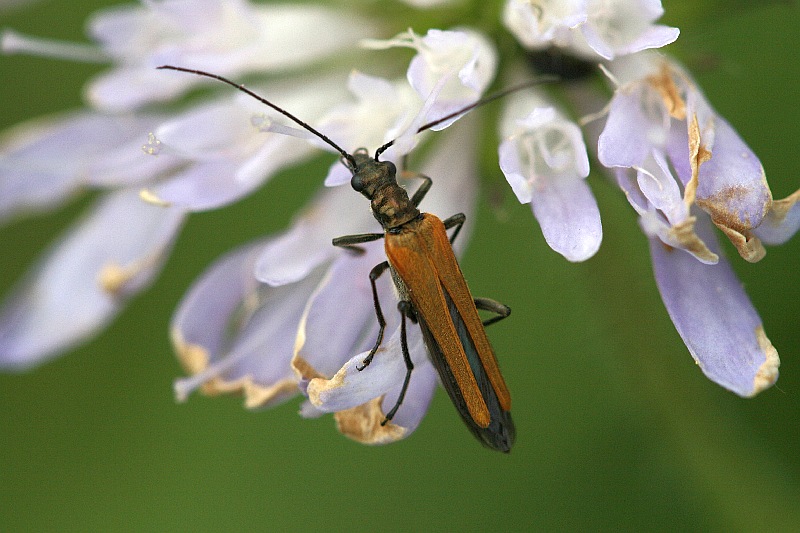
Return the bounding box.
[575,0,678,60]
[502,0,587,50]
[754,189,800,245]
[367,29,496,129]
[692,116,771,262]
[172,239,324,408]
[649,215,779,397]
[0,190,185,370]
[303,325,438,444]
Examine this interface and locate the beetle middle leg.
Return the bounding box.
[354,261,391,371]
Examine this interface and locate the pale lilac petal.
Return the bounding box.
[143,159,242,211]
[0,113,168,222]
[87,2,376,111]
[172,239,324,408]
[296,241,398,378]
[531,176,602,262]
[306,325,430,412]
[650,215,779,397]
[255,186,376,286]
[379,357,438,434]
[0,189,185,370]
[598,86,662,168]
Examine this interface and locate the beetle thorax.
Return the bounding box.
[349,152,420,230]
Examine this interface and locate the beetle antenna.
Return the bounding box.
[374,76,559,159]
[157,65,356,168]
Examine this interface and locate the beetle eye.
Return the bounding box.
[385,161,396,176]
[351,174,364,192]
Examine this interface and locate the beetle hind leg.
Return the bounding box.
[381,300,415,425]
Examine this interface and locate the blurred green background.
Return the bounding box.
[1,1,798,531]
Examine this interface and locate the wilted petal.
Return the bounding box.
[305,323,438,444]
[692,116,771,262]
[0,189,185,370]
[649,215,779,397]
[293,252,438,444]
[754,189,800,245]
[0,112,171,223]
[172,239,325,408]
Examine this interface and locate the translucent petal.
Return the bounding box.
[0,189,185,370]
[530,175,602,262]
[0,112,168,222]
[295,241,399,378]
[255,185,376,286]
[598,86,658,169]
[87,2,377,111]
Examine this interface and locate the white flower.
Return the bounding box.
[503,0,678,60]
[498,90,601,261]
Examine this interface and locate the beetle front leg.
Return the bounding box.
[356,261,391,371]
[442,212,466,244]
[332,232,384,255]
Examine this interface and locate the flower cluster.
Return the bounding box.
[1,0,797,445]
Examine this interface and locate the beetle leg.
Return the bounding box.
[400,170,433,208]
[381,300,415,425]
[474,297,511,327]
[356,261,391,371]
[442,212,466,244]
[332,232,384,255]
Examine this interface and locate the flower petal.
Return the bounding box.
[87,1,376,111]
[0,112,171,222]
[255,185,376,286]
[693,116,771,262]
[0,189,185,370]
[754,189,800,245]
[171,238,324,408]
[530,175,602,262]
[649,214,779,397]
